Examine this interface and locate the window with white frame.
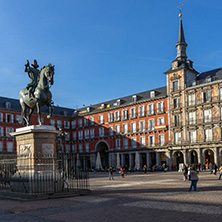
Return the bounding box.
[6,142,14,152]
[130,107,136,118]
[0,127,4,137]
[78,131,83,140]
[109,126,113,136]
[131,122,137,133]
[138,105,145,117]
[72,144,77,152]
[147,103,154,115]
[115,124,120,135]
[189,130,196,143]
[16,115,22,124]
[71,120,76,129]
[204,109,212,123]
[78,119,83,127]
[5,113,13,123]
[188,94,195,106]
[123,123,128,134]
[57,120,62,128]
[0,113,3,122]
[122,109,128,120]
[85,143,89,152]
[108,112,114,122]
[159,134,165,146]
[64,121,70,129]
[131,137,137,148]
[90,129,95,138]
[99,115,104,124]
[84,118,89,127]
[220,88,222,100]
[6,127,14,137]
[157,117,165,125]
[172,80,179,91]
[204,128,212,141]
[173,97,180,109]
[90,116,94,126]
[114,111,120,121]
[173,114,181,127]
[123,138,128,149]
[116,139,121,149]
[139,120,146,132]
[188,111,196,125]
[85,129,89,139]
[99,127,104,137]
[174,132,181,144]
[50,119,55,126]
[149,135,155,146]
[0,141,3,152]
[65,144,70,153]
[202,91,211,103]
[140,136,146,146]
[157,101,164,113]
[79,144,83,152]
[73,132,77,140]
[148,119,155,131]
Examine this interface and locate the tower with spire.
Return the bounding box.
[164,8,199,154]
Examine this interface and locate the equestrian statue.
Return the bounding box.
[19,59,55,126]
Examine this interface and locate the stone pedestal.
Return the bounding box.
[11,125,63,194]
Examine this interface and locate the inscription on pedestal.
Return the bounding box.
[19,144,32,156]
[42,144,54,157]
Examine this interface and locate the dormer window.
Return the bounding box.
[192,81,196,86]
[132,95,137,102]
[5,102,11,109]
[87,107,91,112]
[117,100,121,106]
[150,91,155,98]
[206,76,211,83]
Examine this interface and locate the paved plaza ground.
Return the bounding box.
[0,170,222,221]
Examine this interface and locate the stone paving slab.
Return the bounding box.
[0,171,222,221]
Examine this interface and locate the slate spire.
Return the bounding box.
[175,16,188,62]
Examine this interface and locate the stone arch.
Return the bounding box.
[95,140,109,169]
[188,149,198,165]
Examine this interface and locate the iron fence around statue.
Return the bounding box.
[0,153,89,196]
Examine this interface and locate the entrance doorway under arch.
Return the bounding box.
[174,151,184,170]
[190,150,198,165]
[96,141,109,169]
[204,149,214,167]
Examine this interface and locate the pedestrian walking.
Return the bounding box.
[183,164,188,181]
[213,164,218,175]
[218,165,222,180]
[189,167,199,191]
[143,165,147,174]
[119,166,125,178]
[188,164,191,181]
[108,167,114,180]
[209,163,213,174]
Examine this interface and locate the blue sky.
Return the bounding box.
[0,0,222,109]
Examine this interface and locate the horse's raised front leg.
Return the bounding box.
[36,100,42,125]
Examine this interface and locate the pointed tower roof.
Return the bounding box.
[177,18,186,44]
[175,14,188,62]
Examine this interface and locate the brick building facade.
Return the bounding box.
[0,15,222,170]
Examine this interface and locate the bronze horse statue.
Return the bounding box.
[19,64,55,126]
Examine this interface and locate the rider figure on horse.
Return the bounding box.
[24,59,40,101]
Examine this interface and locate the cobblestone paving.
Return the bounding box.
[0,171,222,221]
